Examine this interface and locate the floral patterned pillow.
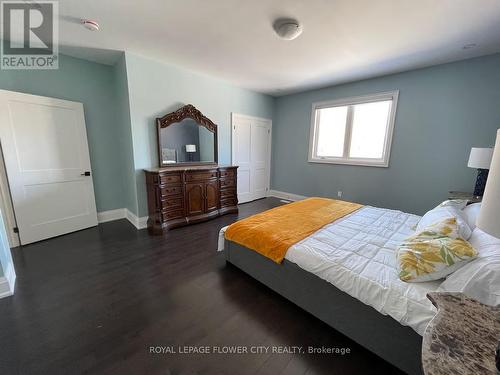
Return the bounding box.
[397,217,477,282]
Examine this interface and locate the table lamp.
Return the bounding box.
[186,144,196,161]
[468,147,493,196]
[477,130,499,238]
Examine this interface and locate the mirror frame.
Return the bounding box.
[156,104,218,167]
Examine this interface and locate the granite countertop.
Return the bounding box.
[422,292,499,375]
[144,164,236,173]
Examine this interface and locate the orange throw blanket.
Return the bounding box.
[225,197,363,263]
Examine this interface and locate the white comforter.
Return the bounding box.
[285,206,439,335]
[219,206,440,335]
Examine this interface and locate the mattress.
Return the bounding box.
[284,206,439,335]
[218,205,440,335]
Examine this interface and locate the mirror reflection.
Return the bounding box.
[159,118,215,164]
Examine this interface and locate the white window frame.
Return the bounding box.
[308,90,399,167]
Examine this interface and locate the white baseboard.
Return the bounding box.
[125,209,148,230]
[97,208,148,230]
[268,189,307,201]
[8,233,19,248]
[0,277,11,298]
[4,262,15,293]
[0,262,15,298]
[97,208,127,223]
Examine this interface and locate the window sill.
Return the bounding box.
[308,158,389,168]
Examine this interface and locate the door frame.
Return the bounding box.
[231,113,272,201]
[0,142,20,248]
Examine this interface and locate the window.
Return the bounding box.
[308,91,398,167]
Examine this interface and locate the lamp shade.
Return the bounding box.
[185,144,196,153]
[477,130,500,238]
[467,147,493,169]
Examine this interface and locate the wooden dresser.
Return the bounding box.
[144,165,238,234]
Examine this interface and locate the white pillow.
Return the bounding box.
[417,205,472,240]
[438,199,468,210]
[463,203,481,230]
[438,228,500,306]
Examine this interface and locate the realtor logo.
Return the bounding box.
[1,0,58,69]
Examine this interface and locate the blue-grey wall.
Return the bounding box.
[0,52,275,219]
[2,51,497,219]
[124,52,275,216]
[112,54,138,215]
[0,54,126,212]
[272,54,500,215]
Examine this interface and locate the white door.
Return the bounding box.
[232,114,271,203]
[232,115,252,203]
[0,90,98,245]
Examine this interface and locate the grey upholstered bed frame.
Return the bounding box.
[225,240,423,375]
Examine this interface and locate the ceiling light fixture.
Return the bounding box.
[273,18,302,40]
[82,19,99,31]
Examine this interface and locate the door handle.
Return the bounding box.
[81,171,91,176]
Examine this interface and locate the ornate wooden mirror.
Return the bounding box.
[156,104,218,167]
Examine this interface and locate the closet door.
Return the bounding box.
[231,116,252,203]
[0,90,98,245]
[251,119,271,200]
[231,114,272,203]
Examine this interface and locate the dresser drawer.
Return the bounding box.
[160,185,183,197]
[219,178,235,189]
[220,197,237,208]
[185,170,218,181]
[220,188,236,199]
[161,197,183,211]
[162,209,183,221]
[160,173,181,185]
[219,169,235,179]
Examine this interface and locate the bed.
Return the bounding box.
[219,201,440,375]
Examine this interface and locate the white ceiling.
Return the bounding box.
[57,0,500,96]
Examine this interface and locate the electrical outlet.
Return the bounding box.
[337,191,343,198]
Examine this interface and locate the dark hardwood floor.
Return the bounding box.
[0,198,404,375]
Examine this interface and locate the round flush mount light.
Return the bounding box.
[82,19,99,31]
[273,18,303,40]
